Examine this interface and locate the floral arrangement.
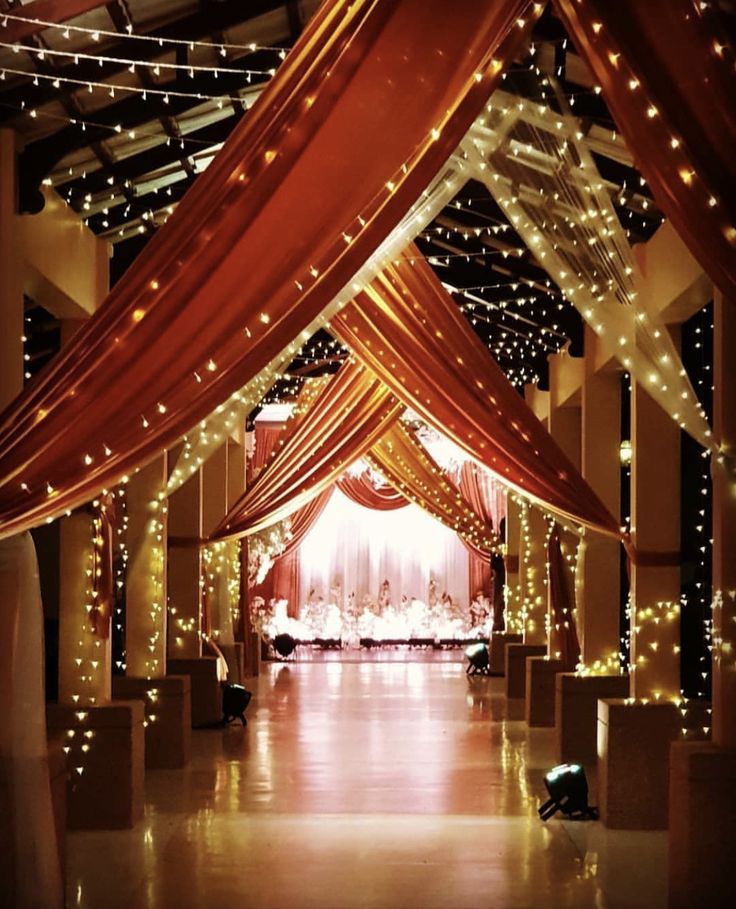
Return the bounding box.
[247,519,293,585]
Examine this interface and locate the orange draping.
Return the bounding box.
[0,0,537,540]
[332,247,621,538]
[88,493,116,639]
[336,471,407,511]
[547,526,581,672]
[213,360,402,540]
[365,421,499,553]
[250,489,333,615]
[554,0,736,301]
[247,423,284,486]
[459,461,503,600]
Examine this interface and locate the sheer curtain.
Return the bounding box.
[299,489,469,608]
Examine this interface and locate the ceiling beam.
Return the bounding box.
[0,0,112,43]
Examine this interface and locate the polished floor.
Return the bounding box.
[68,657,667,909]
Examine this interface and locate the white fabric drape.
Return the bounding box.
[299,488,469,607]
[0,533,63,909]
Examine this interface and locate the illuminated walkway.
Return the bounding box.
[68,658,667,908]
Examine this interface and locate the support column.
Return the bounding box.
[598,374,682,829]
[555,338,628,762]
[506,503,547,699]
[112,455,191,769]
[668,292,736,908]
[489,496,522,674]
[0,129,22,411]
[167,459,220,727]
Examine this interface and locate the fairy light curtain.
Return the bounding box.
[0,0,538,540]
[332,245,621,538]
[212,360,403,540]
[462,79,714,450]
[547,525,581,671]
[366,422,501,554]
[554,0,736,303]
[251,489,334,616]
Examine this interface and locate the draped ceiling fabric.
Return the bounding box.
[366,422,500,555]
[213,360,403,540]
[0,0,538,540]
[336,471,408,511]
[251,489,334,616]
[553,0,736,303]
[459,462,504,600]
[332,246,621,538]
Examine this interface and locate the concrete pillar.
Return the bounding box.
[167,465,202,659]
[0,129,22,411]
[668,292,736,908]
[125,455,168,679]
[597,359,683,830]
[580,336,622,672]
[630,376,681,701]
[503,496,522,634]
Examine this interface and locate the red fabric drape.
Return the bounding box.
[0,0,537,540]
[366,422,499,552]
[336,471,407,511]
[459,462,502,600]
[554,0,736,301]
[89,493,115,639]
[252,489,333,614]
[332,246,621,538]
[213,360,402,540]
[247,423,284,485]
[547,526,581,671]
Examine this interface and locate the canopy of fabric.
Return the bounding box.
[213,360,402,540]
[554,0,736,302]
[331,246,621,538]
[547,526,581,672]
[336,471,407,511]
[365,421,500,554]
[0,0,536,540]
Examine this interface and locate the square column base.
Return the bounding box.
[218,642,245,684]
[245,630,262,676]
[505,644,546,699]
[168,657,221,727]
[555,673,630,764]
[668,741,736,909]
[48,735,68,891]
[525,657,564,727]
[598,700,680,829]
[112,675,191,768]
[489,632,522,675]
[46,701,145,830]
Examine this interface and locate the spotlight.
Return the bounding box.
[465,641,490,675]
[221,683,252,726]
[273,633,297,659]
[538,763,599,821]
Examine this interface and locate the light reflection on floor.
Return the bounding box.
[66,656,667,908]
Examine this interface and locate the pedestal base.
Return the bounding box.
[598,700,680,829]
[112,675,191,768]
[46,701,145,830]
[168,657,221,727]
[525,657,564,727]
[489,632,522,675]
[244,630,261,676]
[505,644,546,699]
[218,642,245,684]
[668,741,736,909]
[555,673,630,764]
[48,734,68,891]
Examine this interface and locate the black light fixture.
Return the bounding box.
[221,683,252,726]
[273,633,297,659]
[538,763,599,821]
[465,641,490,675]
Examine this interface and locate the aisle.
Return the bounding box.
[67,659,667,908]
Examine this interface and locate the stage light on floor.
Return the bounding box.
[221,683,252,726]
[538,763,599,821]
[465,641,490,676]
[273,633,297,659]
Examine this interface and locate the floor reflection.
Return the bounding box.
[66,656,667,909]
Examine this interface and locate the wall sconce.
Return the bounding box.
[619,439,632,466]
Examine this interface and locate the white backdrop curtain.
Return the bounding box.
[298,489,469,607]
